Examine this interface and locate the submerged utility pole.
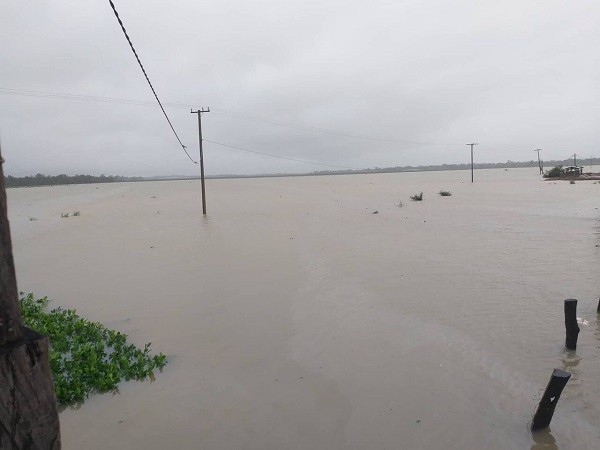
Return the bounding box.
[191,108,210,215]
[467,143,478,183]
[534,149,543,174]
[572,153,577,166]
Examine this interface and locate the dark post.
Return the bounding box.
[535,149,543,175]
[564,299,579,350]
[467,143,477,183]
[531,369,571,431]
[597,297,599,314]
[0,146,61,448]
[191,108,210,215]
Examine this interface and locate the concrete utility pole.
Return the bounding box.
[534,149,543,174]
[467,143,478,183]
[190,108,210,215]
[573,153,577,166]
[0,143,61,448]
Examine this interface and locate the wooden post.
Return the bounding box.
[190,108,210,215]
[0,147,61,448]
[564,299,579,350]
[531,369,571,432]
[597,297,600,314]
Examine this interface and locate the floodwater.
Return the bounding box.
[7,168,600,449]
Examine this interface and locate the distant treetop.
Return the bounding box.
[4,173,142,188]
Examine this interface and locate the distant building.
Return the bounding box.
[564,166,583,176]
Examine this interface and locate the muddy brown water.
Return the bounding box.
[8,169,600,449]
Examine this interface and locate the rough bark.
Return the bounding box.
[0,146,61,448]
[0,329,61,449]
[0,151,23,347]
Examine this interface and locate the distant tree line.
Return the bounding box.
[6,157,597,186]
[311,158,597,176]
[4,173,143,188]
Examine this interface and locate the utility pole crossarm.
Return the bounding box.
[191,108,211,215]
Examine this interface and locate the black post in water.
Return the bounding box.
[191,108,210,215]
[564,299,579,350]
[597,297,600,314]
[531,369,571,432]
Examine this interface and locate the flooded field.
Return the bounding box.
[8,168,600,449]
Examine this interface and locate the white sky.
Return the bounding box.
[1,0,599,176]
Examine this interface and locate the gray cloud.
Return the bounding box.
[1,0,599,176]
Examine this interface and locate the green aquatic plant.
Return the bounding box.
[72,210,80,216]
[410,192,423,201]
[60,212,69,218]
[543,165,565,178]
[19,293,167,405]
[438,190,452,197]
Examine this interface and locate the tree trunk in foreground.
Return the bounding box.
[0,147,61,448]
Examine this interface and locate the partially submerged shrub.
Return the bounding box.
[569,180,575,184]
[72,211,80,216]
[61,212,69,218]
[410,192,423,201]
[544,165,565,178]
[19,293,167,405]
[438,190,452,197]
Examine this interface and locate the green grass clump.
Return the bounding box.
[60,212,69,218]
[19,293,166,405]
[438,190,452,197]
[543,165,565,178]
[410,192,423,201]
[72,210,80,216]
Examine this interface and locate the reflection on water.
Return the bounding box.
[561,350,580,377]
[531,428,558,450]
[58,400,84,413]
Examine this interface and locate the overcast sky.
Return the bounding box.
[1,0,599,176]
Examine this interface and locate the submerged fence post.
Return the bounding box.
[564,299,579,350]
[597,297,600,314]
[531,369,571,432]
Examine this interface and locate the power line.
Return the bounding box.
[107,0,196,163]
[203,139,360,170]
[0,87,462,146]
[0,87,184,108]
[211,107,463,146]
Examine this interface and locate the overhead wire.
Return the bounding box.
[210,107,464,146]
[0,87,461,147]
[1,86,470,168]
[107,0,196,163]
[203,139,360,170]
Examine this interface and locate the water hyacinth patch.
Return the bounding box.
[19,293,167,405]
